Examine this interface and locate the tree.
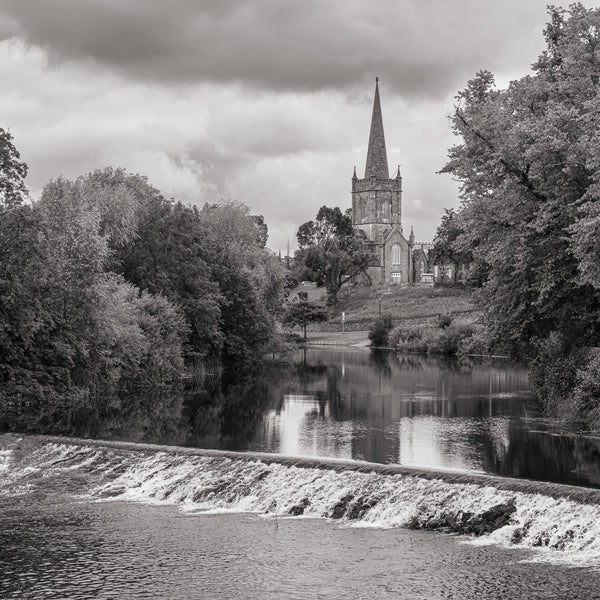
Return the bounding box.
[0,171,189,431]
[197,201,286,368]
[441,4,600,358]
[428,209,472,279]
[0,128,28,210]
[282,299,328,340]
[116,197,224,359]
[296,206,376,304]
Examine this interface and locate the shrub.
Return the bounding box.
[455,323,492,355]
[571,349,600,429]
[390,321,490,356]
[390,324,427,352]
[528,333,585,417]
[369,315,394,347]
[438,314,453,329]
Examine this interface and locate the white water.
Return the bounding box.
[0,449,12,473]
[2,436,600,568]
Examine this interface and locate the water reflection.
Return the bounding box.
[267,350,529,470]
[183,348,600,489]
[6,347,600,488]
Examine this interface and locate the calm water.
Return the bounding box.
[180,348,600,488]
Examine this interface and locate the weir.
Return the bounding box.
[4,433,600,564]
[33,434,600,505]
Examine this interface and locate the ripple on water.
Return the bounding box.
[2,500,600,600]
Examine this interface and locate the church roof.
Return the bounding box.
[364,78,389,179]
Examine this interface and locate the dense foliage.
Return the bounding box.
[428,209,472,280]
[0,128,28,209]
[0,156,285,431]
[443,4,600,424]
[368,315,394,347]
[282,299,328,339]
[295,206,376,304]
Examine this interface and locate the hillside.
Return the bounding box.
[292,284,477,327]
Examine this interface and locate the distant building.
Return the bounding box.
[351,79,430,285]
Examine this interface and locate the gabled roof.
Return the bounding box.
[383,225,407,243]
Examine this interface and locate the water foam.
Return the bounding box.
[0,449,12,473]
[3,434,600,567]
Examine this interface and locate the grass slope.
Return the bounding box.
[292,284,476,324]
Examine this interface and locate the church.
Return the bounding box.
[351,79,429,285]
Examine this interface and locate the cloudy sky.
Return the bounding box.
[0,1,591,251]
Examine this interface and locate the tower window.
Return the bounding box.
[391,244,401,265]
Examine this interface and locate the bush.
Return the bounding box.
[528,343,600,428]
[438,314,453,329]
[571,349,600,429]
[390,321,490,356]
[369,315,394,347]
[455,323,492,355]
[528,333,585,417]
[424,327,460,354]
[389,324,424,352]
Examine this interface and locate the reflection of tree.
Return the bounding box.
[294,362,328,385]
[89,387,189,445]
[369,350,392,376]
[478,419,600,487]
[185,366,289,451]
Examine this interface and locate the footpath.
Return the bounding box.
[304,330,370,347]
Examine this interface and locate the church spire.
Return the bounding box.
[364,77,389,179]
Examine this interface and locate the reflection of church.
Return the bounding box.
[352,79,430,285]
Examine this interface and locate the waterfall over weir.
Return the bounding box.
[3,433,600,566]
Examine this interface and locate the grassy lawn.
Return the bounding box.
[304,330,371,346]
[292,283,477,324]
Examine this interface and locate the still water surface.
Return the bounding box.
[182,349,600,488]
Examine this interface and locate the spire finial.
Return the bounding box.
[376,76,379,83]
[352,166,357,179]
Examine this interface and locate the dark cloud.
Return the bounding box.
[0,0,555,98]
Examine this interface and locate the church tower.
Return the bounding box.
[351,79,414,285]
[352,78,402,241]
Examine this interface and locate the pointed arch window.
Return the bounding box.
[391,244,401,265]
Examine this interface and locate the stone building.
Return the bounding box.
[352,79,428,285]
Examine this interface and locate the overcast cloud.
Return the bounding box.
[0,0,590,251]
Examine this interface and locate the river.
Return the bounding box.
[3,348,600,599]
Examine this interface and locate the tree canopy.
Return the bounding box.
[442,3,600,358]
[428,209,472,273]
[0,128,28,210]
[282,299,328,339]
[0,144,286,431]
[295,206,376,304]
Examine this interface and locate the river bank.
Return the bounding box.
[304,330,371,347]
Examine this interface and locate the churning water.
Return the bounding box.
[3,434,600,599]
